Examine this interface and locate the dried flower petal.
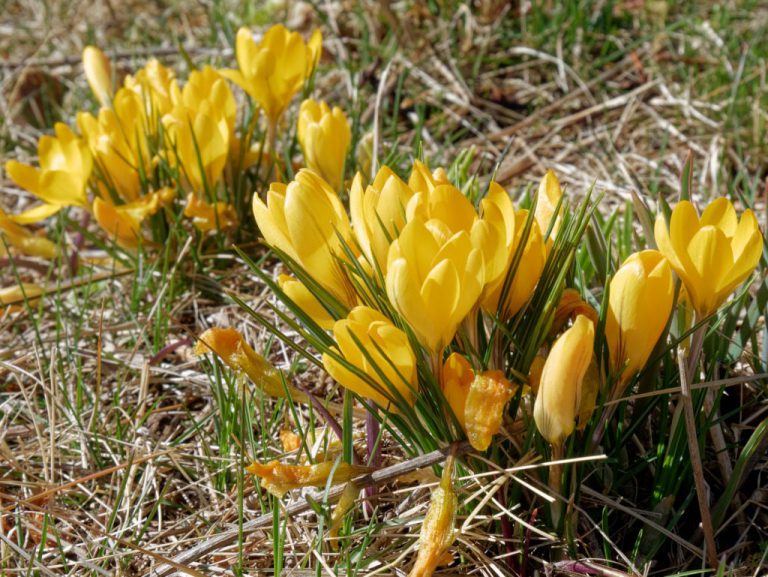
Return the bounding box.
[550,288,598,337]
[464,370,514,451]
[184,193,237,232]
[280,428,302,453]
[408,457,457,577]
[195,327,307,402]
[246,460,369,498]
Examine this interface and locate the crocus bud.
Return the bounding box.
[654,197,763,318]
[322,306,417,408]
[82,46,113,106]
[605,250,674,381]
[533,315,595,446]
[298,99,351,191]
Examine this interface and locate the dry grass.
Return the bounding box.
[2,1,767,575]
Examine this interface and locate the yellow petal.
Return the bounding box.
[279,274,335,330]
[687,225,731,316]
[534,169,562,238]
[6,160,40,195]
[699,197,737,236]
[441,352,473,430]
[10,203,62,224]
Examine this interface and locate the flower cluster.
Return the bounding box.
[2,24,352,255]
[247,157,763,458]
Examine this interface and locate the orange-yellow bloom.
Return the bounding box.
[297,99,351,190]
[183,194,237,232]
[441,353,514,451]
[221,25,322,123]
[322,306,417,408]
[654,198,763,317]
[605,250,674,380]
[533,315,595,445]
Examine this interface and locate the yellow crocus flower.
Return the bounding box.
[605,250,674,381]
[297,99,351,191]
[77,88,150,202]
[654,198,763,317]
[221,25,322,124]
[163,100,230,193]
[533,314,595,446]
[253,169,356,307]
[5,123,92,223]
[82,46,113,106]
[386,217,485,352]
[350,166,415,271]
[322,306,417,408]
